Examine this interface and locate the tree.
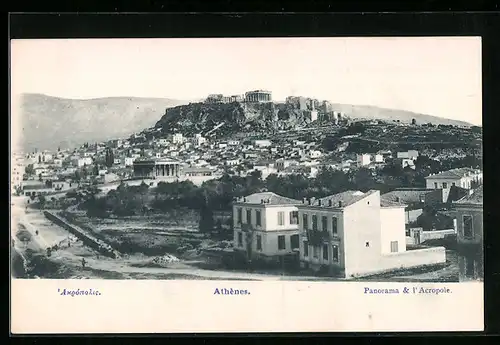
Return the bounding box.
[74,170,81,183]
[199,207,215,233]
[411,118,417,125]
[38,195,46,209]
[353,168,376,192]
[25,164,34,175]
[38,173,43,182]
[105,148,115,168]
[82,167,88,180]
[93,163,100,176]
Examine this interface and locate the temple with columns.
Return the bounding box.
[245,90,272,103]
[132,158,182,179]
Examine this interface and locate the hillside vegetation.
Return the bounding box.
[17,93,188,152]
[325,103,473,127]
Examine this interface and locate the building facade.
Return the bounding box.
[232,192,302,263]
[245,90,272,103]
[296,190,446,278]
[453,186,483,281]
[357,154,371,167]
[425,168,483,202]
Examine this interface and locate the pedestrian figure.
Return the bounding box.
[81,258,86,269]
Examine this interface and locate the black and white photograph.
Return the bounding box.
[10,37,483,284]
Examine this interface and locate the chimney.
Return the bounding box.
[243,197,247,202]
[302,197,307,204]
[308,198,312,205]
[328,199,333,207]
[338,201,343,207]
[261,199,264,204]
[318,199,322,207]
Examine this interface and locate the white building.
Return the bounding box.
[253,140,272,148]
[172,133,184,144]
[72,157,93,168]
[425,167,483,202]
[308,150,322,159]
[297,190,446,278]
[400,158,416,170]
[232,192,303,262]
[157,138,169,146]
[52,158,63,167]
[194,135,207,146]
[124,157,137,167]
[374,154,384,163]
[275,159,296,172]
[357,154,371,167]
[397,150,419,160]
[225,158,241,166]
[250,166,278,180]
[228,140,240,146]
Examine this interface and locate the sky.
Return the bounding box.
[10,37,482,125]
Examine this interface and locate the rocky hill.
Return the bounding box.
[154,100,473,137]
[154,101,320,137]
[15,93,188,152]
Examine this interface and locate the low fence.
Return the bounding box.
[406,228,456,245]
[43,211,120,259]
[347,246,447,278]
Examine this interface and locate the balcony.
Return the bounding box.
[305,230,331,246]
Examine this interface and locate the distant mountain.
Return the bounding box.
[15,94,189,152]
[325,103,474,127]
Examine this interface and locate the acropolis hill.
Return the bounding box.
[154,92,350,137]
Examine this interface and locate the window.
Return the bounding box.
[434,182,438,189]
[332,217,338,235]
[332,245,339,262]
[256,210,262,226]
[303,241,309,257]
[278,211,285,226]
[442,182,448,189]
[290,234,299,249]
[465,257,475,278]
[365,242,370,247]
[290,211,299,225]
[237,208,242,224]
[256,235,262,251]
[246,210,252,224]
[303,214,309,229]
[321,216,328,231]
[313,246,319,258]
[312,215,318,231]
[278,235,286,250]
[237,232,243,247]
[323,244,329,260]
[390,241,399,253]
[463,215,473,238]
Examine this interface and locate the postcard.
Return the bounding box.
[10,37,483,333]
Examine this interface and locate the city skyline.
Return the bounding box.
[11,37,482,125]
